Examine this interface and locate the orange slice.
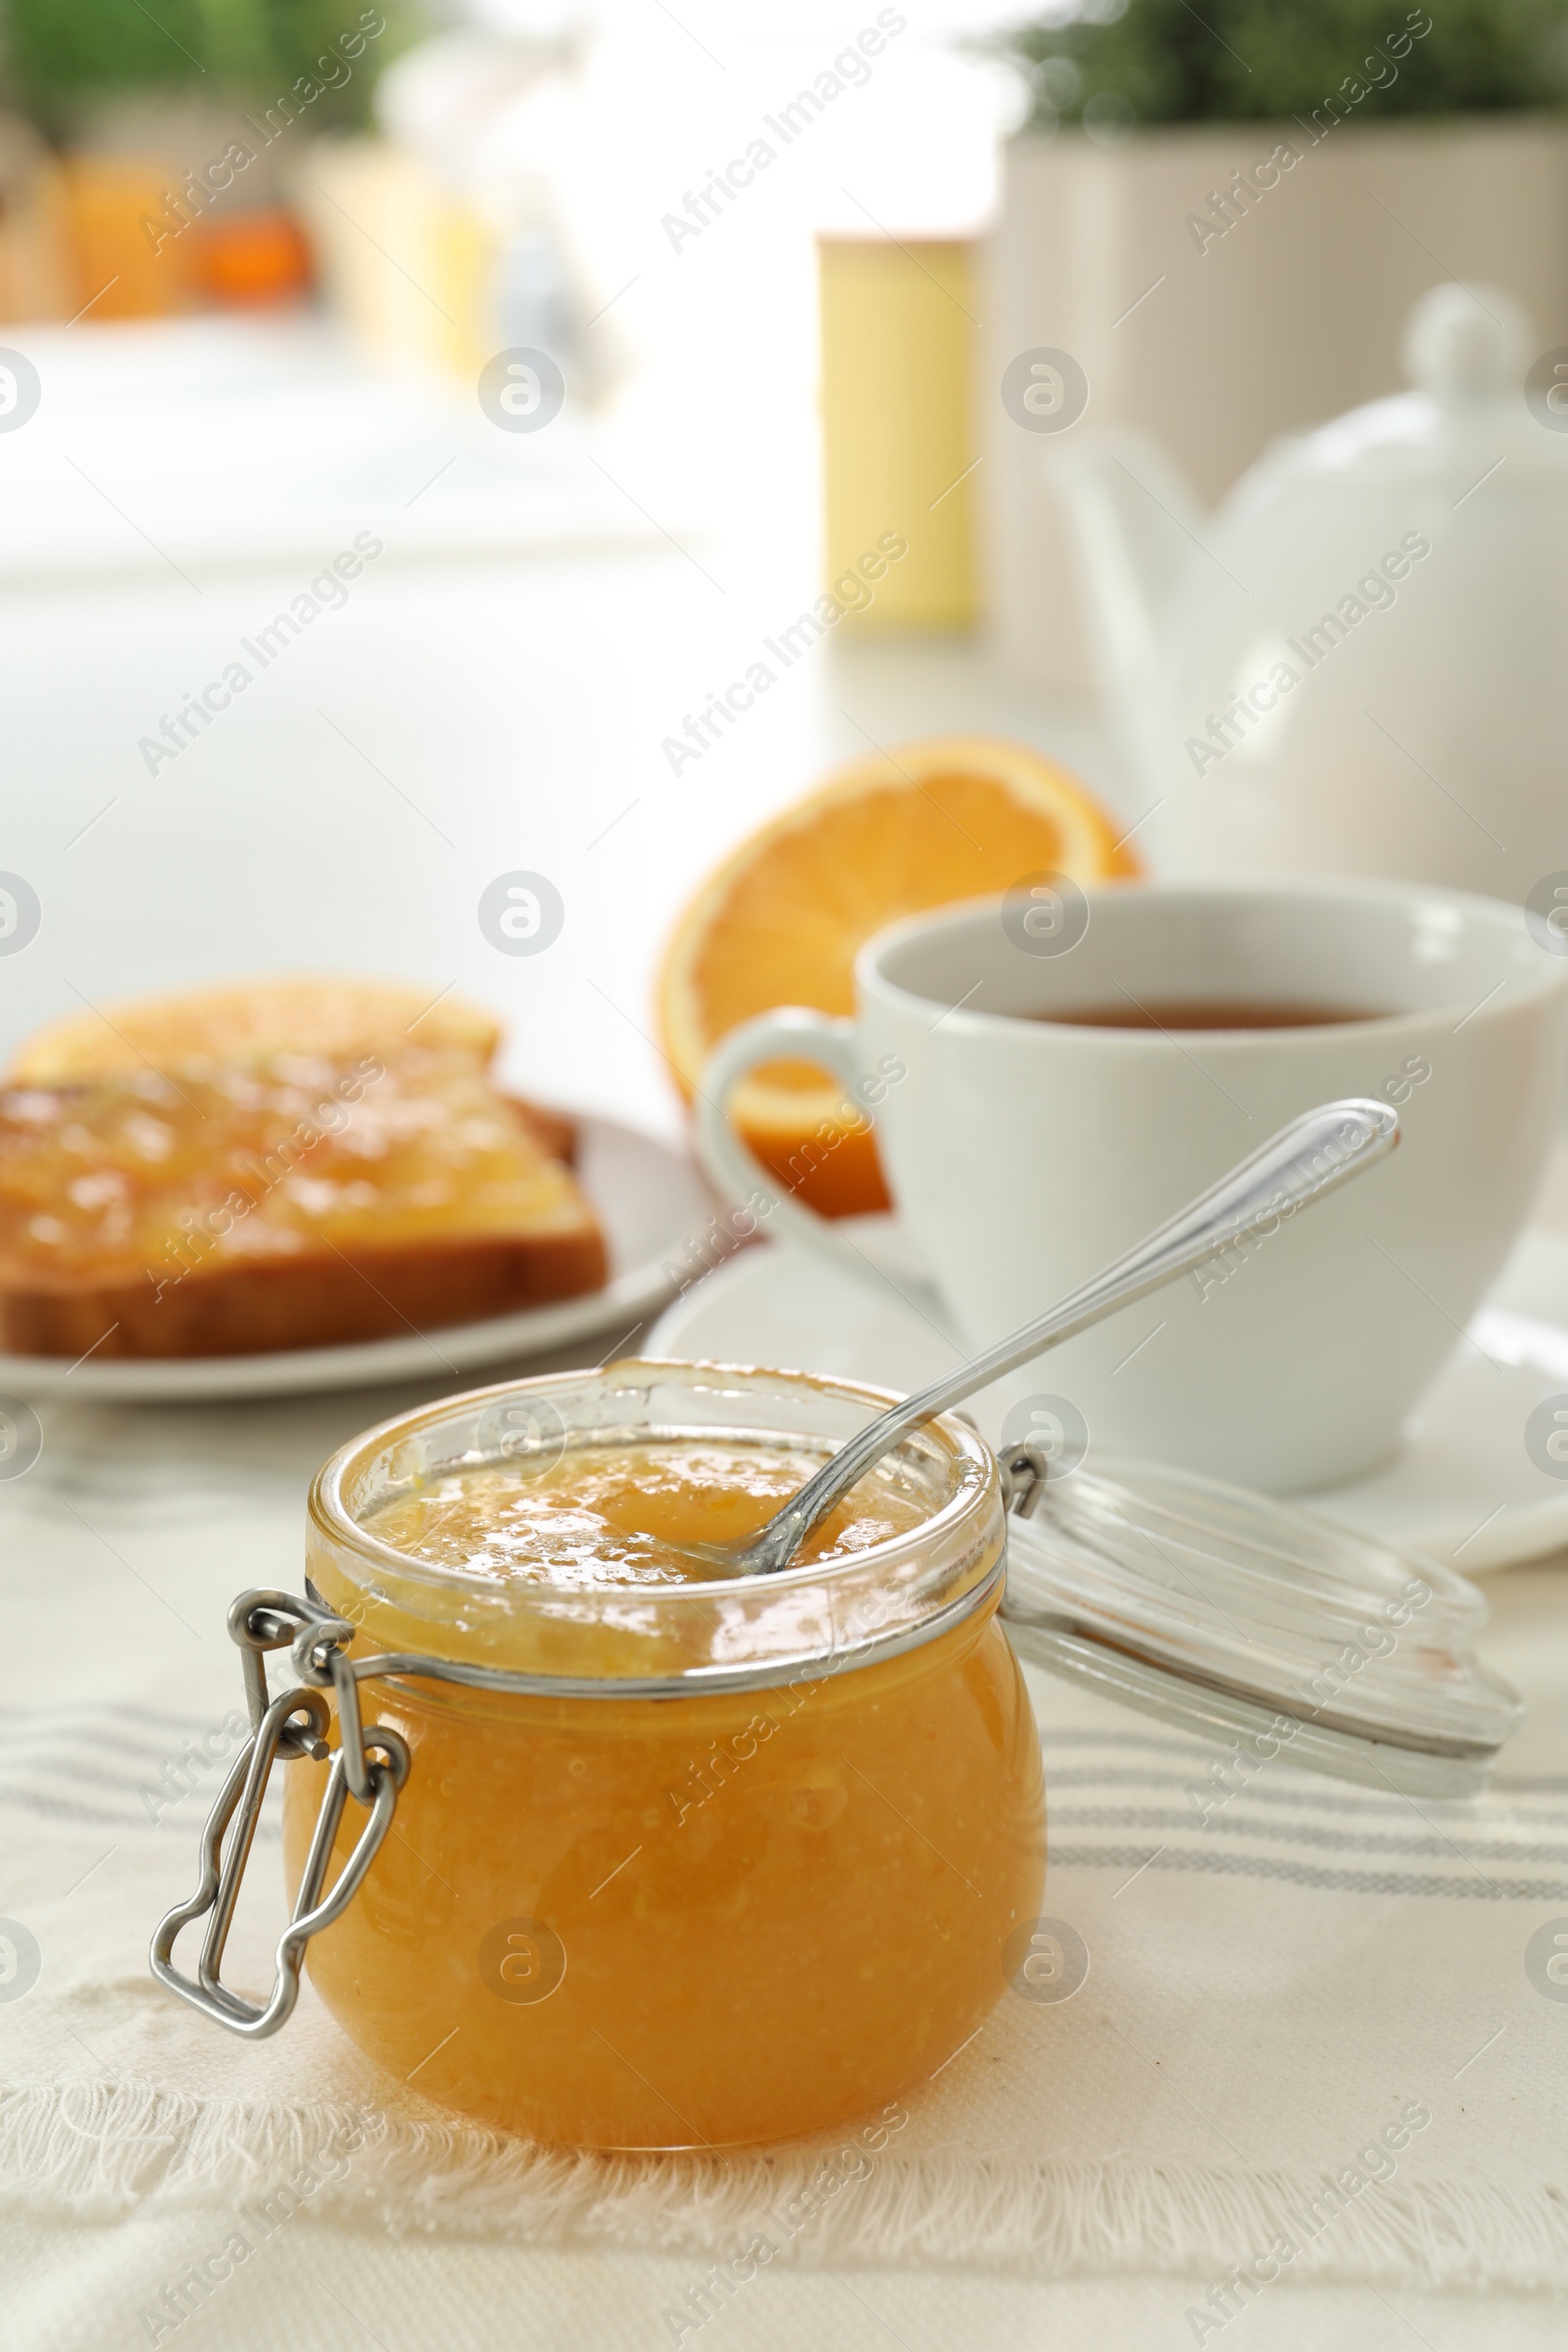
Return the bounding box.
[659,734,1138,1216]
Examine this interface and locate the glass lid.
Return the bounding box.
[998,1451,1521,1800]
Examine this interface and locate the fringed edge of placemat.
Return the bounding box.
[4,2081,1568,2296]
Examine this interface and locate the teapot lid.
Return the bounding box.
[1230,280,1562,501]
[1000,1452,1520,1800]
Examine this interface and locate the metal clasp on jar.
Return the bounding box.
[1000,1439,1058,1520]
[150,1590,409,2038]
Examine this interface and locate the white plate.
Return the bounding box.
[1,1116,710,1402]
[648,1222,1568,1575]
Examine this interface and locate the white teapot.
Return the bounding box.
[1049,284,1568,902]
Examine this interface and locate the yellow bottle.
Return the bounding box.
[817,234,977,630]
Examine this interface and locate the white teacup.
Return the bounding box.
[695,877,1568,1492]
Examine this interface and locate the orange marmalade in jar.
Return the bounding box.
[279,1361,1046,2149]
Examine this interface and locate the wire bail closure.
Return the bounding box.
[149,1591,410,2039]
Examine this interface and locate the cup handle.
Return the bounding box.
[694,1008,910,1298]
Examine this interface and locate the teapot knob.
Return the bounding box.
[1402,280,1531,407]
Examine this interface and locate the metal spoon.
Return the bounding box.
[687,1098,1398,1578]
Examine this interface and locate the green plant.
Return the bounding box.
[2,0,411,127]
[999,0,1568,128]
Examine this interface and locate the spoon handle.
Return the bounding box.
[739,1097,1398,1576]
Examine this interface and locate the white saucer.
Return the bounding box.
[0,1117,710,1402]
[648,1221,1568,1575]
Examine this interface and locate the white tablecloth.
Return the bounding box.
[3,1358,1566,2350]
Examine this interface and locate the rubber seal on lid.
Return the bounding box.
[999,1455,1520,1799]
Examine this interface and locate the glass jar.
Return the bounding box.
[283,1359,1045,2150]
[152,1356,1518,2152]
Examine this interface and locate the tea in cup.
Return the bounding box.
[696,877,1568,1491]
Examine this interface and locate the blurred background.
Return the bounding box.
[2,0,1566,1130]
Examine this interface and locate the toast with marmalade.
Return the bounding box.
[0,988,607,1359]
